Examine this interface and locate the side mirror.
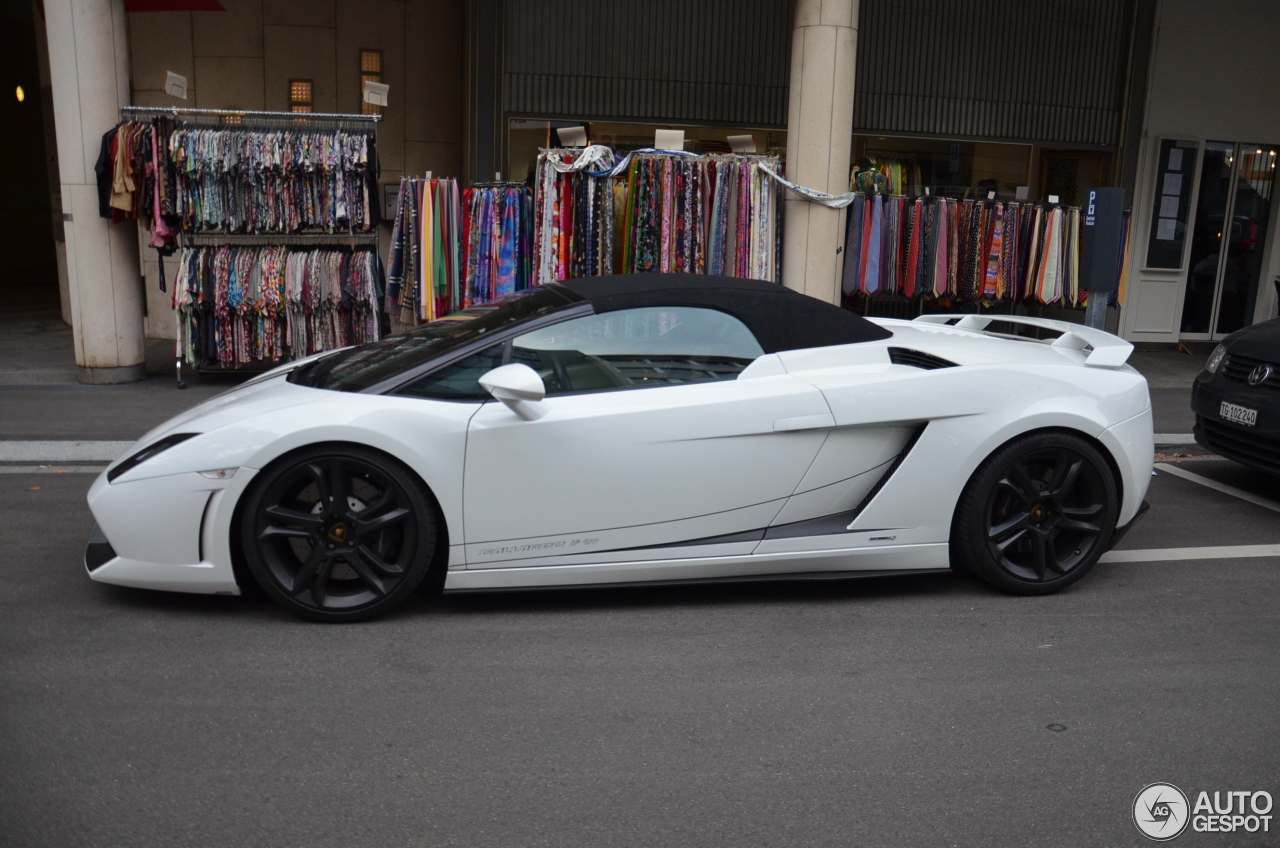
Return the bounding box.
[479,363,547,420]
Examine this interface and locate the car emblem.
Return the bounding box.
[328,522,348,543]
[1247,364,1273,386]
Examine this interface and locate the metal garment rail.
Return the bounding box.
[118,106,385,385]
[120,105,381,131]
[179,233,378,247]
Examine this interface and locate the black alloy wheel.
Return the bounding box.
[242,446,438,622]
[952,432,1118,595]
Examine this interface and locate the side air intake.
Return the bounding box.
[888,347,957,370]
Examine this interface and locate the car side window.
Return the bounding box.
[397,343,506,401]
[510,306,765,397]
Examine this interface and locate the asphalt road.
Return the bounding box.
[2,450,1278,846]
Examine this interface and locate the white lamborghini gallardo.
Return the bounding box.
[86,275,1152,621]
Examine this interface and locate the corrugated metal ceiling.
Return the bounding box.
[503,0,1134,145]
[503,0,793,128]
[854,0,1133,145]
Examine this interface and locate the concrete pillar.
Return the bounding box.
[44,0,146,383]
[782,0,857,304]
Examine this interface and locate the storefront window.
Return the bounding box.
[1039,150,1107,207]
[849,135,1032,201]
[507,118,785,183]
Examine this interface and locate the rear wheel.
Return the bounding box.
[241,446,438,622]
[952,432,1118,595]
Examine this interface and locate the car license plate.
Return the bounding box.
[1220,400,1257,427]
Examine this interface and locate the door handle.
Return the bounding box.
[773,413,836,432]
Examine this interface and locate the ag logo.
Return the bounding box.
[1134,783,1190,840]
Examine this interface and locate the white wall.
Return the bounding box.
[1120,0,1280,342]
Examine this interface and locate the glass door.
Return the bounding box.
[1180,142,1279,339]
[1215,146,1278,335]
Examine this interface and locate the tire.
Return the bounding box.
[951,431,1118,596]
[241,445,439,622]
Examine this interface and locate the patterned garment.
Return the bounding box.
[164,125,375,234]
[864,195,883,295]
[841,194,865,295]
[982,203,1005,303]
[529,151,781,281]
[173,244,381,368]
[903,198,922,298]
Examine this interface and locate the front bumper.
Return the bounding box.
[84,467,254,595]
[84,524,117,572]
[1191,371,1280,475]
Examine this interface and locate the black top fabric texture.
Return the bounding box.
[556,274,892,353]
[95,126,117,219]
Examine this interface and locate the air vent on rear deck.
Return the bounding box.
[888,347,958,370]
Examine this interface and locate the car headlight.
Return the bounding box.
[107,433,198,482]
[1204,344,1228,375]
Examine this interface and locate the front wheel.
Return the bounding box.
[241,446,439,622]
[951,432,1118,595]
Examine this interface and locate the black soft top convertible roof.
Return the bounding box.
[555,274,891,353]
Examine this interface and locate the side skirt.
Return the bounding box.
[445,542,951,592]
[444,567,953,595]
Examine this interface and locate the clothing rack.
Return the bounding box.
[840,192,1084,310]
[470,180,527,188]
[116,106,385,385]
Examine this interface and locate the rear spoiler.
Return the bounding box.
[912,314,1134,368]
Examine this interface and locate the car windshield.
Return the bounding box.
[289,286,585,392]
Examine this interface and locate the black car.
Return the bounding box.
[1192,316,1280,476]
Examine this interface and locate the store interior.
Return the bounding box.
[509,118,1113,209]
[0,0,59,316]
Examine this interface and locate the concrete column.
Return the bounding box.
[782,0,857,304]
[44,0,146,383]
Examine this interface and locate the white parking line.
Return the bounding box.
[1102,544,1280,563]
[0,465,108,474]
[1155,462,1280,514]
[1153,433,1196,444]
[0,440,133,462]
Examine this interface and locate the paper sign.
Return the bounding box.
[1048,195,1060,204]
[1159,195,1179,217]
[164,71,188,100]
[655,129,685,151]
[556,126,588,147]
[1156,218,1177,240]
[1162,173,1183,196]
[363,80,389,107]
[1167,148,1184,171]
[727,134,757,154]
[1015,185,1029,200]
[383,183,398,219]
